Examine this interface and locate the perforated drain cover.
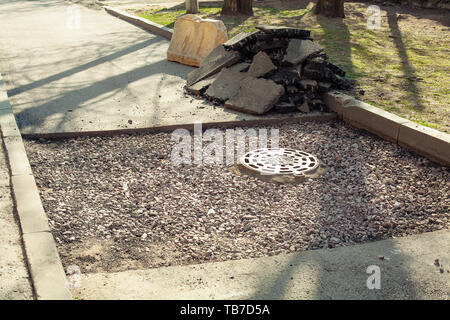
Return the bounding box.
[240,148,320,176]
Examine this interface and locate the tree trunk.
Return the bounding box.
[314,0,345,18]
[186,0,199,14]
[222,0,253,16]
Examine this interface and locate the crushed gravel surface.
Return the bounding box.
[24,120,450,273]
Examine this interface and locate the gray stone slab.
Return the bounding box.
[23,232,72,300]
[187,45,241,86]
[284,39,323,65]
[186,62,250,95]
[223,31,259,48]
[3,136,32,176]
[397,121,450,166]
[299,79,318,92]
[11,174,50,234]
[205,68,248,101]
[0,108,21,138]
[225,77,285,115]
[186,74,218,95]
[297,101,310,113]
[229,62,251,73]
[318,82,332,93]
[248,51,277,78]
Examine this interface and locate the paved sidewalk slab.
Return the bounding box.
[74,229,450,300]
[0,0,324,136]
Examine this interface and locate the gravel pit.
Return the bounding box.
[24,120,450,273]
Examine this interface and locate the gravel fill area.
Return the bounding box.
[24,120,450,273]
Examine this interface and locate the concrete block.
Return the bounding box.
[23,232,72,300]
[225,77,285,115]
[167,15,228,67]
[11,174,50,234]
[344,99,409,142]
[186,74,218,95]
[299,79,318,92]
[297,101,310,113]
[3,136,32,176]
[104,6,173,39]
[0,108,20,138]
[248,51,276,78]
[398,121,450,166]
[321,91,354,116]
[323,91,450,165]
[322,92,409,142]
[186,45,240,86]
[187,62,249,95]
[284,39,323,65]
[205,68,248,101]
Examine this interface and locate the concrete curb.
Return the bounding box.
[20,112,337,139]
[0,74,72,300]
[103,6,173,40]
[322,91,450,166]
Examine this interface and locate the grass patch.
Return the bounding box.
[133,2,450,133]
[412,120,440,129]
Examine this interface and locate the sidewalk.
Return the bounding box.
[0,0,305,136]
[0,139,33,299]
[74,229,450,300]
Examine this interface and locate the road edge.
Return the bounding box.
[0,74,72,300]
[322,91,450,166]
[103,6,173,39]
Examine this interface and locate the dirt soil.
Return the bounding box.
[24,120,450,274]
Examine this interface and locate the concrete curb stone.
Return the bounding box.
[322,91,450,166]
[103,6,173,40]
[2,136,32,176]
[398,121,450,166]
[10,174,50,234]
[22,232,72,300]
[0,74,72,300]
[20,112,338,139]
[0,108,21,138]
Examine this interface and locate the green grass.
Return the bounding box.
[412,120,440,129]
[138,7,222,29]
[134,3,450,132]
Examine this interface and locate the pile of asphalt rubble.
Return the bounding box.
[185,25,352,115]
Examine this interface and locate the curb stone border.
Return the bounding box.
[20,112,337,139]
[322,91,450,166]
[103,6,173,40]
[0,74,72,300]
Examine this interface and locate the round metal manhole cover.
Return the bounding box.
[240,148,320,177]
